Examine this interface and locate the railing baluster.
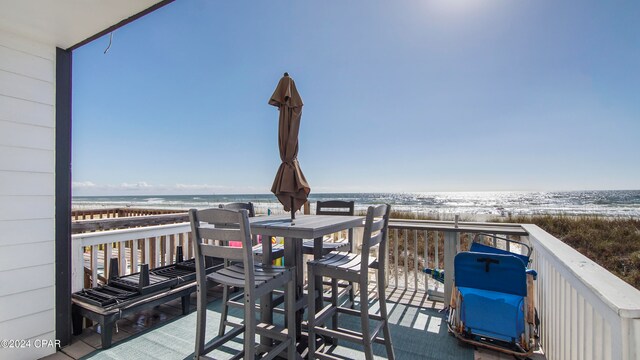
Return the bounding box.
[163,236,173,265]
[423,230,428,292]
[160,235,166,266]
[119,241,126,275]
[178,233,185,259]
[403,230,408,289]
[105,242,113,279]
[127,240,133,274]
[394,229,398,288]
[169,234,176,263]
[164,235,169,265]
[157,236,163,267]
[413,229,418,291]
[131,239,139,274]
[384,230,390,289]
[184,233,190,259]
[91,245,98,287]
[434,231,439,270]
[144,238,150,268]
[149,237,160,269]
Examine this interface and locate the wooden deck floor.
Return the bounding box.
[41,288,545,360]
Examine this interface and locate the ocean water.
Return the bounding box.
[72,190,640,218]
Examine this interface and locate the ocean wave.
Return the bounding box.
[72,190,640,217]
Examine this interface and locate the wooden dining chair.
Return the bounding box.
[306,204,395,360]
[190,208,297,359]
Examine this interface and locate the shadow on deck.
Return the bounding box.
[43,288,543,360]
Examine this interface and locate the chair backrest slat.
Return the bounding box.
[198,207,245,224]
[368,231,384,248]
[200,244,244,261]
[198,227,245,243]
[316,200,354,216]
[369,204,388,217]
[219,202,255,217]
[369,218,385,233]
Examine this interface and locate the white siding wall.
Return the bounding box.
[0,29,56,359]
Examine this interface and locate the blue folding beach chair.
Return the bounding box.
[448,234,539,357]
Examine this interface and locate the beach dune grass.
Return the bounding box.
[492,215,640,290]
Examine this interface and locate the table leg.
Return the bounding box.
[260,237,273,347]
[313,237,324,312]
[284,237,303,340]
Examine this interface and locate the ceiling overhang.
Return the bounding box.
[0,0,174,50]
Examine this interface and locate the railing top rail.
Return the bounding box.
[523,224,640,318]
[72,207,121,213]
[72,213,189,233]
[71,207,186,216]
[72,215,529,235]
[72,222,191,247]
[388,219,528,236]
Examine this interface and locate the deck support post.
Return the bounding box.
[55,46,73,347]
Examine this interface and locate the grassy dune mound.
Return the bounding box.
[494,215,640,290]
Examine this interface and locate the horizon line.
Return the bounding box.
[72,189,640,198]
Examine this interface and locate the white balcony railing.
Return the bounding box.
[384,219,529,302]
[71,222,191,292]
[70,218,640,360]
[525,224,640,360]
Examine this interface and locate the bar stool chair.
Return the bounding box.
[302,200,356,306]
[190,208,297,360]
[306,204,395,360]
[218,202,285,261]
[302,200,354,256]
[217,202,285,337]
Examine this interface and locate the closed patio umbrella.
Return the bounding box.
[269,72,310,220]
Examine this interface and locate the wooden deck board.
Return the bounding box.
[44,287,545,360]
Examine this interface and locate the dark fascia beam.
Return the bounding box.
[67,0,175,51]
[55,47,72,347]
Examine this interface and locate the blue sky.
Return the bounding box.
[72,0,640,196]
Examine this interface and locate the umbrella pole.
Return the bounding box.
[291,197,295,221]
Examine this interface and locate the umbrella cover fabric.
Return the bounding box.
[269,74,310,213]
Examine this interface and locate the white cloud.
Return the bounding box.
[72,181,97,188]
[175,183,225,190]
[120,181,153,190]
